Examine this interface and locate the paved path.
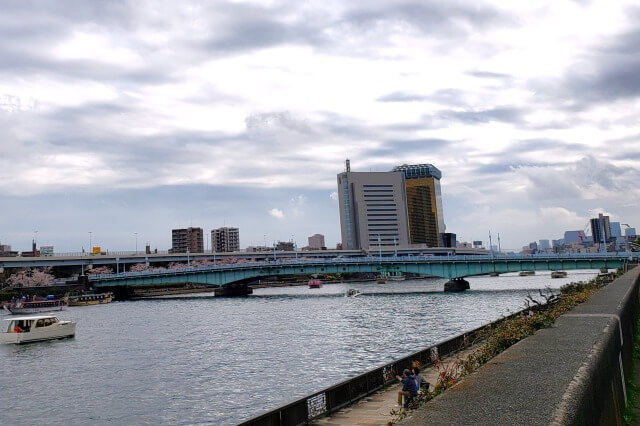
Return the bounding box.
[313,347,476,426]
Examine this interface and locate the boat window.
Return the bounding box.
[36,319,45,327]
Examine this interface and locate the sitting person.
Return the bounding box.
[412,366,430,391]
[396,369,418,407]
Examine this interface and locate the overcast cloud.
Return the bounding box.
[1,0,640,252]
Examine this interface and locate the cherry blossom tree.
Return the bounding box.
[7,267,55,287]
[87,266,114,275]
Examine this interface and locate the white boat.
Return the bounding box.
[346,288,361,297]
[0,315,76,344]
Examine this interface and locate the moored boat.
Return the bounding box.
[518,271,535,276]
[0,315,76,344]
[68,292,113,306]
[308,278,323,288]
[345,288,361,297]
[387,276,405,281]
[551,271,567,278]
[3,299,66,315]
[376,277,386,284]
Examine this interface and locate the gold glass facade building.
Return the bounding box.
[392,164,445,247]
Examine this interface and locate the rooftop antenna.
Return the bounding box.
[346,159,350,172]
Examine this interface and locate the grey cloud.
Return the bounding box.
[437,106,525,124]
[467,71,511,80]
[245,111,314,135]
[474,163,515,175]
[507,139,586,153]
[377,92,430,103]
[384,138,451,150]
[378,88,467,107]
[343,1,514,37]
[552,20,640,107]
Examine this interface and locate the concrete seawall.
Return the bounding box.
[403,267,640,426]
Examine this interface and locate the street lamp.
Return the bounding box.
[377,234,382,262]
[89,231,92,254]
[134,232,138,254]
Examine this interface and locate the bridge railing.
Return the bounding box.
[239,309,526,425]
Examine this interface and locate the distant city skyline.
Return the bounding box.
[2,1,640,252]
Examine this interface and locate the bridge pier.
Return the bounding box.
[220,282,253,297]
[444,278,470,292]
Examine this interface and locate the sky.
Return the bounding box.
[1,0,640,253]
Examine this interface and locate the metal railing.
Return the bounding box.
[238,310,525,425]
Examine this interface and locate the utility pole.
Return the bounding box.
[489,230,493,259]
[378,234,382,262]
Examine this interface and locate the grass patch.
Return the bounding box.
[624,316,640,425]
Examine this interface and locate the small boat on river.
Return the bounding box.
[551,271,568,278]
[308,278,323,288]
[3,298,66,315]
[519,271,535,276]
[68,292,113,306]
[345,288,361,297]
[0,315,76,344]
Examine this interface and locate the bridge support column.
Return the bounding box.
[444,278,470,292]
[220,282,253,297]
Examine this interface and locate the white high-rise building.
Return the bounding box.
[337,161,410,250]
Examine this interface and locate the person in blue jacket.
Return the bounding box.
[396,369,418,407]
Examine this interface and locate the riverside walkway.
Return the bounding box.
[314,347,476,426]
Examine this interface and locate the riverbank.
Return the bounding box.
[399,267,638,425]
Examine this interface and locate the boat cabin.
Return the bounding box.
[3,316,61,333]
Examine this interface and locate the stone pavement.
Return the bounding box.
[313,347,476,426]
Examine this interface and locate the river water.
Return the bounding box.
[0,271,599,425]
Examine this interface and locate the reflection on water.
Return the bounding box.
[0,271,598,425]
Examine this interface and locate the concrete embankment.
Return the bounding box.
[402,267,640,426]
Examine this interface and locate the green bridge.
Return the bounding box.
[90,253,635,293]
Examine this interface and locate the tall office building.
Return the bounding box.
[337,160,410,250]
[211,227,240,252]
[539,239,551,251]
[170,227,204,253]
[590,213,611,249]
[563,230,585,245]
[392,164,445,247]
[609,222,622,238]
[440,233,456,248]
[308,234,326,250]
